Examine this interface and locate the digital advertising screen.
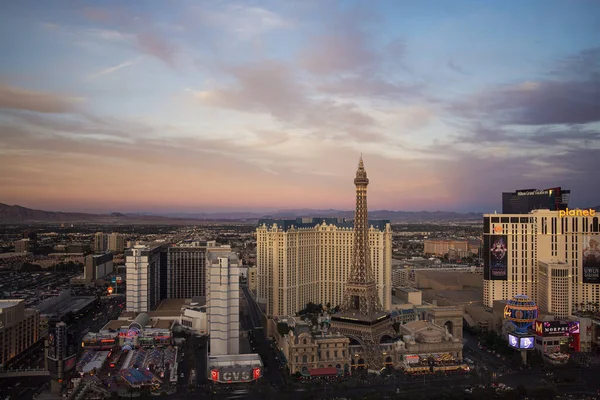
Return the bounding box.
[489,235,508,280]
[519,336,534,350]
[508,334,518,349]
[582,235,600,284]
[535,320,580,336]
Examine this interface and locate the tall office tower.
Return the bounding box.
[502,187,570,214]
[482,208,600,317]
[108,233,125,253]
[94,232,108,253]
[125,244,167,312]
[207,251,240,356]
[330,156,394,370]
[167,243,207,298]
[256,216,392,317]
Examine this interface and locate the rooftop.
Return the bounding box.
[257,217,390,232]
[0,300,22,309]
[331,310,390,325]
[399,287,420,293]
[155,298,189,312]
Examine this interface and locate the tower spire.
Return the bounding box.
[341,155,383,315]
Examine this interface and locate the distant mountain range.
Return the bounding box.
[1,203,598,225]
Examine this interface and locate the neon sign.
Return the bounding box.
[559,208,596,218]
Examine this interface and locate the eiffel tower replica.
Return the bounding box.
[331,155,395,370]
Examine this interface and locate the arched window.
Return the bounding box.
[303,338,307,345]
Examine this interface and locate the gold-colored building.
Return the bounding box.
[256,218,392,316]
[0,299,41,365]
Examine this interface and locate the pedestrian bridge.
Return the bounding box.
[0,368,50,378]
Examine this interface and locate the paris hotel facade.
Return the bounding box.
[483,208,600,318]
[256,218,392,317]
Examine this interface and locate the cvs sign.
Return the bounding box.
[212,367,261,383]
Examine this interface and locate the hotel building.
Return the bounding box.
[94,232,108,253]
[0,299,41,365]
[207,251,240,356]
[84,252,113,282]
[167,242,208,299]
[423,239,479,257]
[256,218,392,317]
[108,233,125,253]
[482,208,600,317]
[125,244,168,313]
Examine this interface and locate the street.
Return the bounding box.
[241,285,285,387]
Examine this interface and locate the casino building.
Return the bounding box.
[256,217,392,317]
[482,208,600,318]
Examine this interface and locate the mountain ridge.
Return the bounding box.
[2,203,597,224]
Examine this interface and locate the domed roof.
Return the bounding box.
[416,328,443,343]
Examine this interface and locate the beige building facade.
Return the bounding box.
[0,300,41,365]
[483,209,600,317]
[248,266,257,291]
[257,218,392,317]
[424,239,479,257]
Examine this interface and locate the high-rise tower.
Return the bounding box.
[341,155,384,315]
[331,156,395,370]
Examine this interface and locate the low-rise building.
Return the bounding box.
[277,316,351,375]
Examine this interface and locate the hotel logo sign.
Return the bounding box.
[517,190,551,196]
[559,208,596,218]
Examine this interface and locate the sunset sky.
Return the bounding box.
[1,0,599,214]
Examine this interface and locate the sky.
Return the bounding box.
[0,0,599,214]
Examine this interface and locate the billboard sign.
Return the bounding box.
[519,336,534,350]
[486,235,508,280]
[508,334,518,349]
[212,367,262,383]
[583,235,600,284]
[405,355,419,364]
[517,190,550,196]
[535,320,580,337]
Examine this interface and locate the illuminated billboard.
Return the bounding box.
[485,235,508,281]
[535,320,580,337]
[508,334,518,349]
[519,336,534,350]
[210,367,262,383]
[582,235,600,284]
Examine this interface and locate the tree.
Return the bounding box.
[277,322,290,337]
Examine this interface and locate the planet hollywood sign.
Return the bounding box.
[211,367,261,383]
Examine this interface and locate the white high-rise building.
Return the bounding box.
[256,218,392,317]
[207,251,240,356]
[125,244,166,313]
[483,208,600,317]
